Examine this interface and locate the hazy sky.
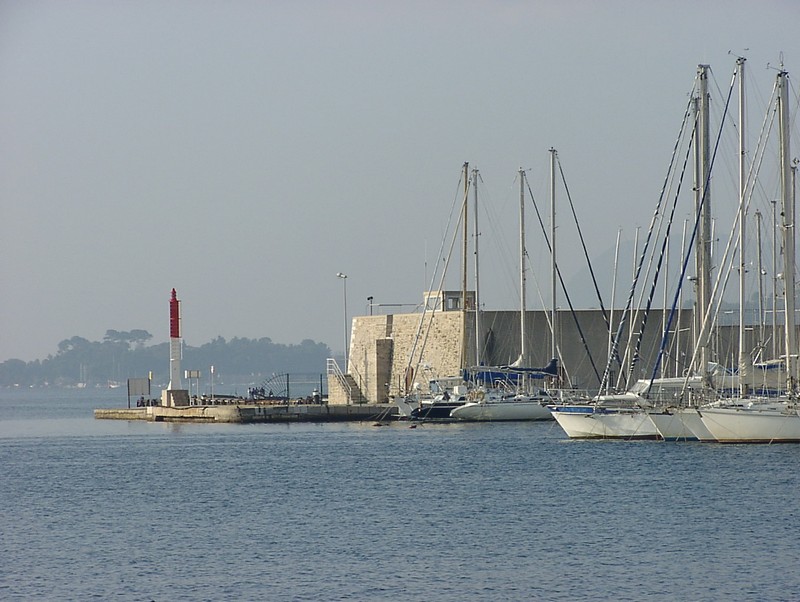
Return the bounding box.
[2,0,800,362]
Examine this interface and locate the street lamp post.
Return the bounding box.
[336,272,348,371]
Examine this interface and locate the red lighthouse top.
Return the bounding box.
[169,288,181,338]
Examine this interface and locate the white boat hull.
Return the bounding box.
[550,406,660,439]
[699,403,800,443]
[450,399,552,421]
[648,408,714,441]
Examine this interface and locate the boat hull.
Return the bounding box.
[409,403,463,421]
[648,408,714,441]
[550,406,660,439]
[699,404,800,443]
[450,400,552,421]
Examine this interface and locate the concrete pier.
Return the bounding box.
[94,403,397,423]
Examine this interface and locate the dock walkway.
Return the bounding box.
[94,403,397,423]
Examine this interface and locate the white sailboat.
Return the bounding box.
[449,386,555,421]
[549,392,660,439]
[699,399,800,443]
[646,63,716,441]
[451,167,555,421]
[699,67,800,443]
[643,61,737,441]
[649,60,795,441]
[548,148,661,439]
[551,64,727,440]
[392,163,474,419]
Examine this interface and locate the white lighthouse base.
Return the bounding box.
[162,389,190,407]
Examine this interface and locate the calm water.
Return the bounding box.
[1,388,799,601]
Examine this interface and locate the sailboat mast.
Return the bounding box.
[550,148,558,361]
[473,168,481,366]
[737,57,748,396]
[519,168,527,365]
[695,64,712,378]
[609,228,621,377]
[677,218,689,377]
[460,161,469,370]
[755,210,765,346]
[772,199,779,359]
[778,70,796,393]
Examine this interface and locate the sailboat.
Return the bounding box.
[546,148,665,439]
[450,361,558,421]
[407,379,470,420]
[451,167,556,421]
[550,64,730,440]
[633,61,734,442]
[397,163,475,421]
[698,67,800,442]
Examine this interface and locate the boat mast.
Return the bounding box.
[772,199,779,359]
[778,69,796,394]
[737,57,748,397]
[677,218,689,377]
[519,167,527,366]
[609,228,621,378]
[755,210,765,348]
[460,161,469,370]
[662,233,670,380]
[550,148,558,362]
[473,167,481,366]
[695,64,713,380]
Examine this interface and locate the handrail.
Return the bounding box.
[326,358,352,404]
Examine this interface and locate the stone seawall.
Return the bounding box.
[94,404,396,423]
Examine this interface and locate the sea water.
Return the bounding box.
[1,388,799,601]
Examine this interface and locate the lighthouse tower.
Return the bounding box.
[168,288,182,390]
[162,288,189,407]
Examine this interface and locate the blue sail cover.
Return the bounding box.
[463,358,558,385]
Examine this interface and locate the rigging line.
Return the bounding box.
[522,243,555,355]
[739,81,781,351]
[406,164,470,387]
[681,73,782,392]
[555,155,612,335]
[628,87,702,386]
[477,171,519,297]
[789,74,800,143]
[525,177,603,387]
[621,104,699,389]
[619,183,677,388]
[600,91,697,394]
[632,114,695,391]
[650,63,739,391]
[744,78,779,220]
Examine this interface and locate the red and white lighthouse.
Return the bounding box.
[167,288,183,391]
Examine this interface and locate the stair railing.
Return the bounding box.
[326,358,352,404]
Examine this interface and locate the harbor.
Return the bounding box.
[94,61,800,441]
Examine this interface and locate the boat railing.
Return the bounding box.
[548,388,593,403]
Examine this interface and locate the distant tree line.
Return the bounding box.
[0,330,333,388]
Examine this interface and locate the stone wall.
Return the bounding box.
[351,311,466,398]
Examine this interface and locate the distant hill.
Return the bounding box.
[0,330,333,388]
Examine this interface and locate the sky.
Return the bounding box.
[2,0,800,362]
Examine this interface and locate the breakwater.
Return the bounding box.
[94,403,397,423]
